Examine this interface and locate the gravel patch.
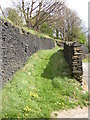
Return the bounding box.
[51,106,88,118]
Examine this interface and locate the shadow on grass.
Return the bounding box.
[41,49,72,80]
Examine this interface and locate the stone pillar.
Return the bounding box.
[71,42,83,83]
[64,42,83,84]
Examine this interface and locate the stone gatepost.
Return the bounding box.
[64,42,83,84]
[71,42,83,83]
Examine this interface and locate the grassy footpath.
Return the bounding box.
[1,47,88,118]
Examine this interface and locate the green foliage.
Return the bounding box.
[69,28,87,44]
[40,22,53,37]
[23,26,52,39]
[77,31,87,44]
[7,8,23,26]
[1,47,88,118]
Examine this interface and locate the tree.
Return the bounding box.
[77,30,87,44]
[40,22,53,37]
[49,5,86,43]
[5,8,23,26]
[0,5,5,18]
[11,0,65,30]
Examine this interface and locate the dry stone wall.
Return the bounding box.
[0,18,55,85]
[64,42,83,83]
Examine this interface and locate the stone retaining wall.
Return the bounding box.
[0,18,55,85]
[64,42,83,83]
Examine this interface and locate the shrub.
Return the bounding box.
[6,8,23,26]
[77,31,87,44]
[40,22,53,37]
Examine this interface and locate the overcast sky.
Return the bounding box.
[0,0,89,28]
[67,0,89,28]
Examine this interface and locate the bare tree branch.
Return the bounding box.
[0,5,6,18]
[30,0,36,18]
[22,0,27,21]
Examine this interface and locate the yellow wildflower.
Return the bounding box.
[29,98,31,101]
[30,92,39,99]
[58,103,61,105]
[25,113,28,116]
[62,103,64,105]
[24,106,31,112]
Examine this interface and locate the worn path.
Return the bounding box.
[82,63,90,89]
[51,106,88,118]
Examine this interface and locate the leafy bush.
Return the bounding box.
[77,31,87,44]
[7,8,23,26]
[40,22,53,37]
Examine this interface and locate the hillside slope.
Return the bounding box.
[1,47,88,118]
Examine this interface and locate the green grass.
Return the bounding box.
[1,47,88,118]
[23,27,52,39]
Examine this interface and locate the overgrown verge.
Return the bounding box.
[1,47,88,118]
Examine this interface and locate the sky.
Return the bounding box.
[67,0,89,28]
[0,0,89,28]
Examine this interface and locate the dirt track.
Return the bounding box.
[82,63,89,86]
[51,106,88,118]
